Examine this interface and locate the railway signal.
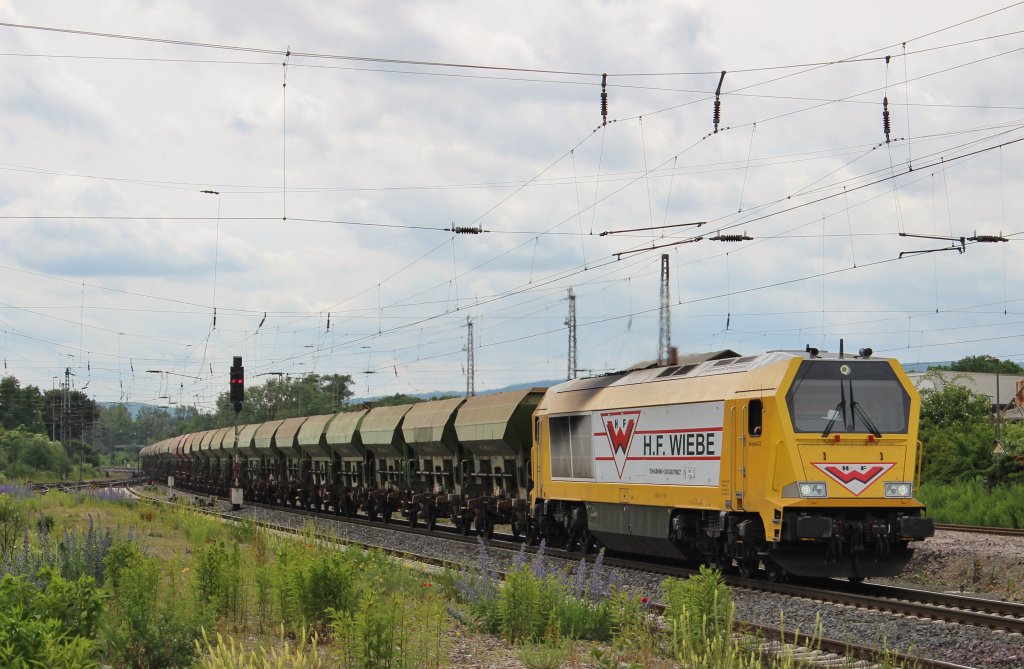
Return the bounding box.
[229,355,244,413]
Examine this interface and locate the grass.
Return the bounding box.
[918,480,1024,527]
[2,486,932,667]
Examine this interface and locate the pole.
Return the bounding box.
[995,364,1002,448]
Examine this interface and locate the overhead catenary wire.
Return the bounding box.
[2,6,1024,401]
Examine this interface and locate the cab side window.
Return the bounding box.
[748,399,763,436]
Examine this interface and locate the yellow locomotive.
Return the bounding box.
[529,347,934,580]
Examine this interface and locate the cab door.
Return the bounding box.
[732,398,764,511]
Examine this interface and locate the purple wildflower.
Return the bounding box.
[587,549,609,601]
[512,545,528,572]
[0,482,34,499]
[530,539,550,580]
[571,558,588,598]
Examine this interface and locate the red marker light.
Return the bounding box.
[868,434,875,443]
[834,435,841,443]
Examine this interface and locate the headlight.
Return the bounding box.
[884,482,913,498]
[797,481,828,498]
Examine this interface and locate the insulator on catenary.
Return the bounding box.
[882,96,891,144]
[601,73,608,126]
[710,232,752,242]
[713,70,726,133]
[451,225,483,234]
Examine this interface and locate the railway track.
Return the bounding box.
[133,485,998,669]
[28,477,144,494]
[936,523,1024,538]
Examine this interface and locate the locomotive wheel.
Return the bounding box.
[570,529,593,554]
[764,560,786,583]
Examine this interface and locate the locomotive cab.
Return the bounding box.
[765,355,934,578]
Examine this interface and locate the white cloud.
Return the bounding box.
[0,0,1022,409]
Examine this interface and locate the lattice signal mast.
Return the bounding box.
[464,316,475,397]
[658,254,672,366]
[565,288,578,380]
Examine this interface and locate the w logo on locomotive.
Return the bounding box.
[601,410,641,478]
[812,462,895,496]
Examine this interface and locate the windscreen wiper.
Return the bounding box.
[821,400,845,438]
[851,402,882,438]
[821,375,848,438]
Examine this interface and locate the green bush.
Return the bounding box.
[101,554,208,669]
[455,543,617,644]
[0,609,101,669]
[0,572,103,668]
[270,539,368,635]
[663,566,733,659]
[330,590,446,669]
[0,493,27,560]
[195,539,245,624]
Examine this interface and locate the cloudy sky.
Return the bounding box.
[1,1,1022,409]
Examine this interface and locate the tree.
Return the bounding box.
[918,371,996,484]
[41,389,99,446]
[134,406,175,444]
[0,376,45,433]
[0,427,71,478]
[211,373,354,424]
[96,404,135,453]
[368,393,426,407]
[932,355,1024,375]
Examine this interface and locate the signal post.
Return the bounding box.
[230,355,245,510]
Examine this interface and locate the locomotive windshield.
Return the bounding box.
[785,360,910,435]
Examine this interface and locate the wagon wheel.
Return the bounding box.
[381,502,392,524]
[425,510,437,532]
[367,501,379,522]
[459,516,471,536]
[524,523,540,547]
[477,514,494,540]
[408,506,419,529]
[511,514,525,538]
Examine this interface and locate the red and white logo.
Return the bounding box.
[812,462,895,496]
[601,410,640,478]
